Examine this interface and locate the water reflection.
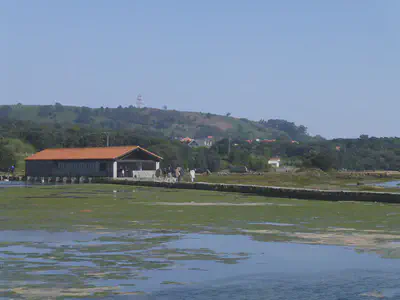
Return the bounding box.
[1,231,400,298]
[0,181,28,188]
[1,185,400,299]
[374,180,400,188]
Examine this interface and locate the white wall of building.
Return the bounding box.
[268,160,280,168]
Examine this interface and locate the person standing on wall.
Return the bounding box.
[190,169,196,183]
[175,166,181,182]
[168,165,173,178]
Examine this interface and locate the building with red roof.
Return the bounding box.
[25,146,162,179]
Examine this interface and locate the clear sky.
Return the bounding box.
[2,1,399,138]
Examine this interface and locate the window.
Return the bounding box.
[99,163,106,171]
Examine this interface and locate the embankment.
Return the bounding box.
[94,178,400,204]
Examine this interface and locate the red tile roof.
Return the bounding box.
[25,146,162,161]
[180,137,193,143]
[269,157,281,161]
[261,139,276,143]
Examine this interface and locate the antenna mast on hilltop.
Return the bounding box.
[136,94,144,108]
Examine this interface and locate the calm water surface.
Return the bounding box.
[0,181,28,188]
[374,180,400,188]
[0,184,400,299]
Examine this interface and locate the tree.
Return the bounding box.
[0,142,17,171]
[229,148,250,166]
[248,155,268,171]
[54,102,64,112]
[75,107,92,124]
[226,112,231,117]
[261,119,308,141]
[38,105,55,118]
[237,124,243,133]
[194,147,208,169]
[0,106,12,118]
[206,149,221,171]
[303,150,335,171]
[163,105,168,110]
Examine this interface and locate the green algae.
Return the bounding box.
[1,184,400,244]
[1,184,400,296]
[161,281,186,285]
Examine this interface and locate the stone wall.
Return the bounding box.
[93,178,400,204]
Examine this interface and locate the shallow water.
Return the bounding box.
[374,180,400,188]
[143,271,400,300]
[0,181,29,188]
[1,184,400,299]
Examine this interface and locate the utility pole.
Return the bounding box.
[103,132,110,147]
[228,135,231,155]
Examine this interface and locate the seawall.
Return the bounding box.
[93,178,400,204]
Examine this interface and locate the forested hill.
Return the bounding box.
[0,104,313,141]
[0,103,399,173]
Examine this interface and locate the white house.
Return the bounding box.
[268,157,281,168]
[187,136,214,148]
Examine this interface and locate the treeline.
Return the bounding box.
[332,136,400,171]
[0,119,220,172]
[212,135,400,171]
[0,117,399,174]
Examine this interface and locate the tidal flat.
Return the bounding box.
[1,184,400,299]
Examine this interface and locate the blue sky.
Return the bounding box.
[2,1,399,138]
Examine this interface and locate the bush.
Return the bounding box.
[0,142,17,171]
[230,166,248,173]
[248,155,269,171]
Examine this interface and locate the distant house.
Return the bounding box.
[194,137,214,148]
[261,139,277,143]
[183,136,214,148]
[180,137,193,144]
[268,157,281,168]
[25,146,162,179]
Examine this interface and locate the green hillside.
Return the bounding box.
[1,104,399,173]
[0,104,311,141]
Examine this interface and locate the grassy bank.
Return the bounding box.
[197,171,400,192]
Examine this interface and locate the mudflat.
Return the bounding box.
[1,184,400,299]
